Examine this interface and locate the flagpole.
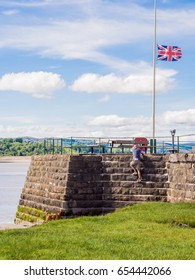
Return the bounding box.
[152,0,157,153]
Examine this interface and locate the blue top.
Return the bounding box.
[132,147,142,160]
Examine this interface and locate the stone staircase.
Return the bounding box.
[16,154,169,223]
[101,154,169,214]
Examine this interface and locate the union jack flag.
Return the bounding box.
[157,45,182,61]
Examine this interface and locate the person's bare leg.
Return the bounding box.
[131,164,137,175]
[137,170,142,180]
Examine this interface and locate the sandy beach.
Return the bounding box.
[0,222,34,231]
[0,156,31,163]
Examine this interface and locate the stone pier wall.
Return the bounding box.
[16,154,105,223]
[15,153,195,224]
[167,153,195,203]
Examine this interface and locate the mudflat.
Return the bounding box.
[0,223,34,231]
[0,156,31,163]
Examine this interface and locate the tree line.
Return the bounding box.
[0,138,44,156]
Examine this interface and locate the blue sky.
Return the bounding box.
[0,0,195,139]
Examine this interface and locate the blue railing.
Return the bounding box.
[43,135,195,155]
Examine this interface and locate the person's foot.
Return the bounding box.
[133,172,137,175]
[137,178,143,182]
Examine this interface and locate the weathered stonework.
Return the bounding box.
[16,153,195,224]
[167,153,195,203]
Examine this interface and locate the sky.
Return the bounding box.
[0,0,195,140]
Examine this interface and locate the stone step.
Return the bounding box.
[142,174,168,182]
[67,173,168,182]
[109,173,168,182]
[143,161,167,168]
[142,167,167,175]
[67,207,104,216]
[102,196,167,208]
[103,187,168,196]
[102,161,166,169]
[142,155,165,162]
[63,188,168,199]
[117,181,169,188]
[102,155,165,162]
[67,181,169,193]
[103,167,167,175]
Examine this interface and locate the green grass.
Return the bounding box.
[0,202,195,260]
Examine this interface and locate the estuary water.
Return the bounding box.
[0,161,30,224]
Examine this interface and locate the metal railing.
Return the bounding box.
[43,135,195,155]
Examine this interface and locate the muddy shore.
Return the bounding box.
[0,223,34,231]
[0,156,31,163]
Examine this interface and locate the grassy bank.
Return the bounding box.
[0,202,194,260]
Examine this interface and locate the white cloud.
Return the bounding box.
[0,72,65,99]
[0,0,58,8]
[97,94,110,103]
[70,68,176,95]
[0,2,194,71]
[0,3,194,56]
[86,108,195,137]
[88,114,128,127]
[88,114,150,127]
[160,109,195,125]
[0,18,150,71]
[0,124,92,138]
[0,116,36,124]
[2,9,19,16]
[1,108,195,138]
[158,9,195,37]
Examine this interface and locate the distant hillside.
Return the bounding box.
[0,137,44,144]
